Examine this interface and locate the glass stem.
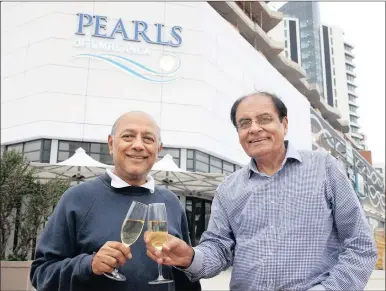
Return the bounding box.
[157,263,165,280]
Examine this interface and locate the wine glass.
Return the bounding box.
[103,201,148,281]
[147,203,174,285]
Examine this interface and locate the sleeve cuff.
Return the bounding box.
[78,254,94,281]
[183,248,203,274]
[308,284,326,291]
[173,247,204,277]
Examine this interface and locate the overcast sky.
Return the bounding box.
[270,2,385,165]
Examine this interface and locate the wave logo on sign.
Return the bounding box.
[72,53,181,83]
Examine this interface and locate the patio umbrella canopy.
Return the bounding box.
[32,151,226,199]
[32,147,113,182]
[151,154,225,200]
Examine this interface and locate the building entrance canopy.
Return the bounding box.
[32,151,226,199]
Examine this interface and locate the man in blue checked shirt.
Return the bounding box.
[145,92,378,291]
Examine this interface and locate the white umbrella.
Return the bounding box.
[151,154,225,200]
[32,147,113,182]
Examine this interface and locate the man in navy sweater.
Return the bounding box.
[30,111,201,291]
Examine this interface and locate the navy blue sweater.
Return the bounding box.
[30,173,200,291]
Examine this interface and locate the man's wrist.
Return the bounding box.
[185,247,195,268]
[179,247,195,269]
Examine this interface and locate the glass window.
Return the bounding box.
[160,148,179,157]
[210,166,222,173]
[346,64,354,72]
[24,151,41,162]
[159,147,180,166]
[58,140,116,165]
[196,151,209,164]
[91,153,113,165]
[350,115,359,123]
[42,150,51,163]
[223,161,234,173]
[7,143,23,153]
[210,156,222,168]
[43,140,51,151]
[58,151,71,162]
[196,161,209,173]
[59,141,89,152]
[349,105,357,113]
[24,140,41,152]
[187,159,194,170]
[59,141,69,151]
[90,143,109,153]
[185,149,240,173]
[6,139,51,163]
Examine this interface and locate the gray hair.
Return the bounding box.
[110,111,162,143]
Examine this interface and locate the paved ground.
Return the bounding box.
[200,268,385,290]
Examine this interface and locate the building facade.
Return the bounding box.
[321,26,365,149]
[1,2,312,247]
[1,2,384,250]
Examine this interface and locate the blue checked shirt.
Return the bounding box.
[184,142,377,291]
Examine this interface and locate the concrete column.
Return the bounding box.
[49,139,59,164]
[180,148,187,171]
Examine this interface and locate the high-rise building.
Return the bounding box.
[322,26,365,148]
[279,2,325,94]
[279,2,366,150]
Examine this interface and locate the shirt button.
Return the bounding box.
[270,200,274,204]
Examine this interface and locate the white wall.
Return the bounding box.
[1,2,312,165]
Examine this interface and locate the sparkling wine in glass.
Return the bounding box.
[147,203,173,285]
[103,201,148,281]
